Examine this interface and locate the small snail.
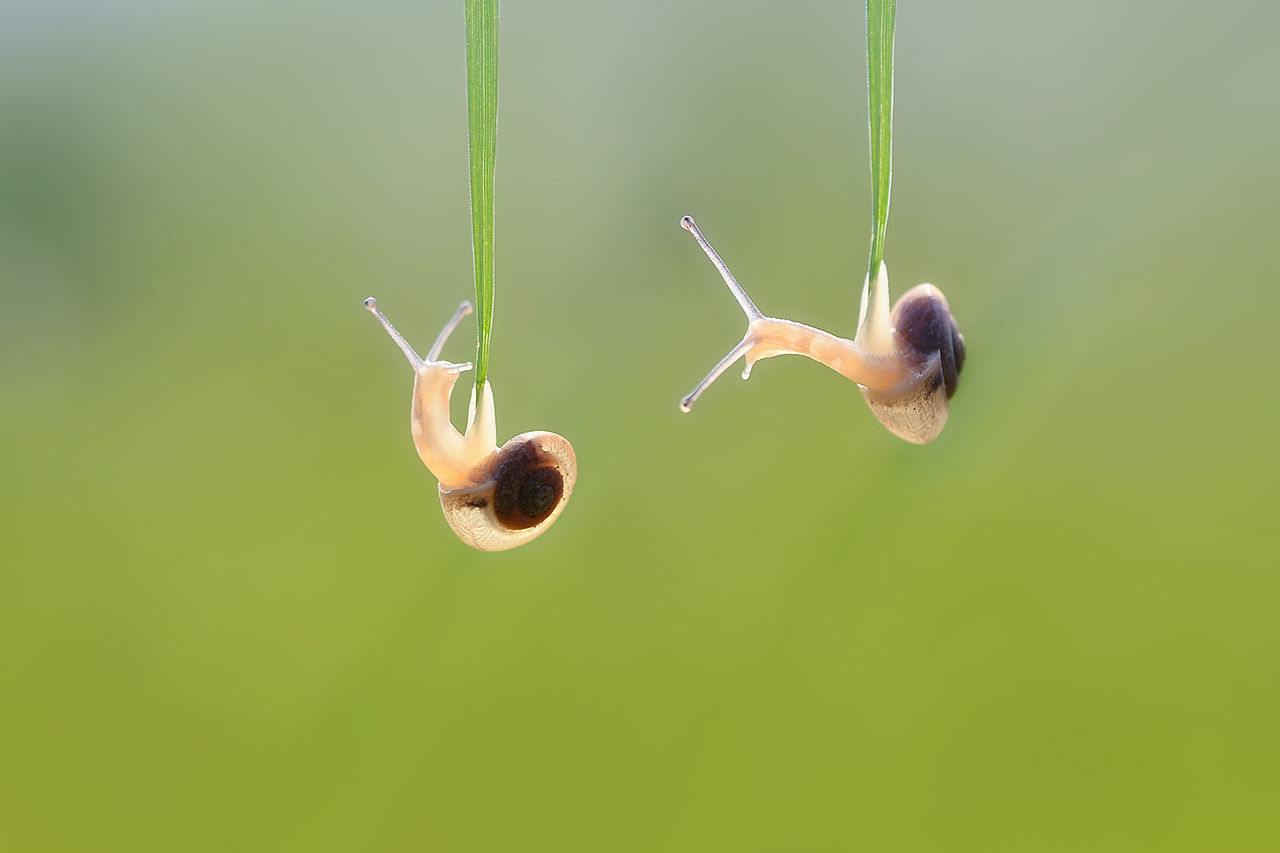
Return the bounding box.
[365,297,576,551]
[679,215,965,444]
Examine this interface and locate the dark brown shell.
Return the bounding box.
[861,284,965,445]
[438,431,577,551]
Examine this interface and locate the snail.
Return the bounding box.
[365,297,576,551]
[678,215,964,444]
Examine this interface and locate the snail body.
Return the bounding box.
[366,298,576,551]
[678,216,965,444]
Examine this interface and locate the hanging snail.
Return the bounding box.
[678,216,964,444]
[365,298,576,551]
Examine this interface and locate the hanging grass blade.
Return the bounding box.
[864,0,896,320]
[465,0,498,392]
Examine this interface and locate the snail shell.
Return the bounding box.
[861,283,966,444]
[439,431,577,552]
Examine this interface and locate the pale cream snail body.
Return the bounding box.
[678,216,965,444]
[365,298,576,551]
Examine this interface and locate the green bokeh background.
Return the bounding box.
[3,0,1278,849]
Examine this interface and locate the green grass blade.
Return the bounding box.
[865,0,896,317]
[465,0,498,391]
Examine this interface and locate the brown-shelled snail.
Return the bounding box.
[365,297,576,551]
[678,216,965,444]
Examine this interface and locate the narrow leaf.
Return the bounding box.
[864,0,896,319]
[465,0,498,391]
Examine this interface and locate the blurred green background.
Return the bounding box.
[2,0,1278,850]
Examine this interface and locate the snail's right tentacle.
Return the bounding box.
[680,215,764,321]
